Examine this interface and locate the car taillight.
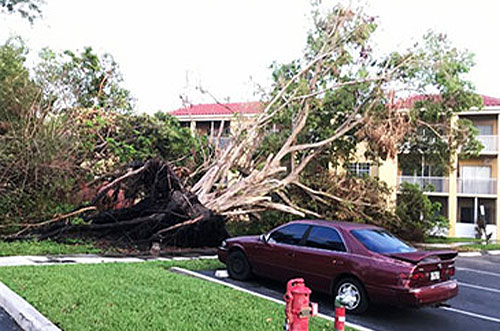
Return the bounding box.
[440,266,455,278]
[408,270,427,287]
[411,272,426,282]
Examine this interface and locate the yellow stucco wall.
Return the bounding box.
[378,155,398,208]
[335,141,399,206]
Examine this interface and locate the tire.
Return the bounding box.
[334,277,369,314]
[227,250,252,280]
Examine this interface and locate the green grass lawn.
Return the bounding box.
[0,259,353,331]
[0,240,101,256]
[424,236,482,244]
[457,243,500,251]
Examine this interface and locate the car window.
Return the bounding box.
[268,224,309,245]
[304,226,346,252]
[351,229,416,254]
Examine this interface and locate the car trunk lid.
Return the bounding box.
[386,250,457,264]
[387,250,457,287]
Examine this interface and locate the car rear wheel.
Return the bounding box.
[334,278,369,314]
[227,250,251,280]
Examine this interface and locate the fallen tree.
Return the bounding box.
[3,5,482,248]
[7,159,228,248]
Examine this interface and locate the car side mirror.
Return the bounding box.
[260,234,269,243]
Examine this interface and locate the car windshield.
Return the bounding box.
[351,229,416,254]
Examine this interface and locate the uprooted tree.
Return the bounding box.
[2,4,482,248]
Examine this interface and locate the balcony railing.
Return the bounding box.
[398,176,449,193]
[478,135,498,153]
[457,178,497,195]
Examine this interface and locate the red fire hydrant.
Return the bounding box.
[284,278,317,331]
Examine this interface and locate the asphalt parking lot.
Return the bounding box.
[0,307,21,331]
[198,254,500,331]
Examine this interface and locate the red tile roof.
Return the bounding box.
[170,102,262,116]
[396,94,500,108]
[483,95,500,107]
[170,95,500,117]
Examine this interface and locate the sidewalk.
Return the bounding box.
[0,254,217,267]
[414,242,500,257]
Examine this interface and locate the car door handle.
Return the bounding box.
[332,259,344,265]
[287,252,295,257]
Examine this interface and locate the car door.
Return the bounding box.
[292,225,348,293]
[250,223,309,282]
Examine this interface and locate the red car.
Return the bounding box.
[217,220,458,313]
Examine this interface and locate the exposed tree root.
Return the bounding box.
[7,159,228,250]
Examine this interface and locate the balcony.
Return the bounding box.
[398,176,449,193]
[457,178,497,195]
[477,135,498,153]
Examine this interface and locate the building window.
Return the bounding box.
[476,124,493,136]
[348,163,370,177]
[458,203,495,225]
[459,207,474,224]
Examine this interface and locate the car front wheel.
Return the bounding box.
[334,278,369,314]
[227,250,251,280]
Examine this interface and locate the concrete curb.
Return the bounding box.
[458,250,500,257]
[0,281,60,331]
[170,267,374,331]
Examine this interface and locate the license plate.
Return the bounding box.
[430,271,440,281]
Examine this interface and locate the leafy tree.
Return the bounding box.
[396,33,483,175]
[0,0,43,22]
[0,39,201,227]
[36,47,135,113]
[395,182,448,242]
[76,109,201,175]
[0,38,40,123]
[0,39,82,225]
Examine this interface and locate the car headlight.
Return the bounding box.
[221,240,227,248]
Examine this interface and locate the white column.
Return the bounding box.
[448,115,459,237]
[474,197,478,225]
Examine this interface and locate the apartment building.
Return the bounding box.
[170,96,500,240]
[351,95,500,240]
[169,102,261,147]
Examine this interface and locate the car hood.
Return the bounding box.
[228,235,260,244]
[384,250,458,264]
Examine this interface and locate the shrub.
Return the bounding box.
[395,182,448,242]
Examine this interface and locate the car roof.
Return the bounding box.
[289,219,381,231]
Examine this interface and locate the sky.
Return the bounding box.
[1,0,499,113]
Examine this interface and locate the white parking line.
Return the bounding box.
[440,307,500,324]
[458,252,482,257]
[458,282,500,294]
[456,267,500,278]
